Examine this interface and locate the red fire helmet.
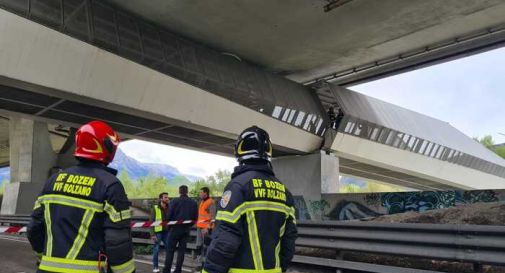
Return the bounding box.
[74,120,120,165]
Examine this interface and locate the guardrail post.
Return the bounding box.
[335,250,344,273]
[473,262,483,273]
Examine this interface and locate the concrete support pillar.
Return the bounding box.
[272,152,339,220]
[56,128,77,168]
[1,117,57,214]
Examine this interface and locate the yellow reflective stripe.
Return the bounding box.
[66,209,95,259]
[216,201,294,224]
[154,205,162,232]
[229,268,281,273]
[246,211,263,270]
[275,218,287,268]
[121,209,132,219]
[104,201,131,223]
[111,258,135,273]
[33,199,41,210]
[289,206,296,224]
[44,203,53,257]
[38,194,104,212]
[275,242,281,268]
[39,255,98,273]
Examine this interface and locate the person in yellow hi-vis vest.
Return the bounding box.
[151,192,170,273]
[194,187,216,271]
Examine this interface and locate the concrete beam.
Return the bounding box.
[272,152,339,200]
[1,117,56,214]
[0,9,321,154]
[331,133,505,190]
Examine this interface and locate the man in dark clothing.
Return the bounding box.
[27,120,135,273]
[334,107,344,129]
[203,126,297,273]
[328,106,337,129]
[151,192,170,273]
[163,185,198,273]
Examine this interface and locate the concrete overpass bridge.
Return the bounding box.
[0,0,505,214]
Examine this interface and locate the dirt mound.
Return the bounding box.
[296,202,505,272]
[368,201,505,225]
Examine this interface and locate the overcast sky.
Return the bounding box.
[121,47,505,177]
[350,47,505,144]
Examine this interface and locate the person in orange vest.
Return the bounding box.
[195,186,216,271]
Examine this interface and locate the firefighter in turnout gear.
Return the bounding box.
[27,120,135,273]
[203,126,298,273]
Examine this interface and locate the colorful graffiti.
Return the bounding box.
[381,191,455,214]
[129,189,505,221]
[293,196,311,220]
[308,199,330,220]
[321,189,505,221]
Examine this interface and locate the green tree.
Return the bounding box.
[474,135,495,149]
[340,180,407,193]
[118,171,137,198]
[189,169,231,197]
[171,175,192,187]
[340,184,362,193]
[136,175,171,198]
[0,179,8,195]
[365,181,407,192]
[190,179,208,197]
[475,135,505,159]
[496,146,505,159]
[212,169,231,194]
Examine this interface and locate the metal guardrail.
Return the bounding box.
[2,215,505,272]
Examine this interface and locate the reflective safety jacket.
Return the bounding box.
[27,161,135,273]
[203,162,297,273]
[197,198,216,229]
[152,204,169,233]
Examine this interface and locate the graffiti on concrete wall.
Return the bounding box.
[327,200,382,220]
[456,190,499,204]
[321,189,505,221]
[381,191,455,214]
[129,190,505,221]
[293,196,311,220]
[308,199,330,220]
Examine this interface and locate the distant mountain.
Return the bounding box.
[0,167,9,185]
[110,149,201,183]
[0,150,202,187]
[185,175,204,183]
[171,175,192,186]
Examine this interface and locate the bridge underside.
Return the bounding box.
[0,5,504,192]
[339,158,459,191]
[0,86,236,156]
[106,0,505,85]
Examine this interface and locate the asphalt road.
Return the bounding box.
[0,235,193,273]
[0,235,333,273]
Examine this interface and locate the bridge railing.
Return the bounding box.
[2,215,505,272]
